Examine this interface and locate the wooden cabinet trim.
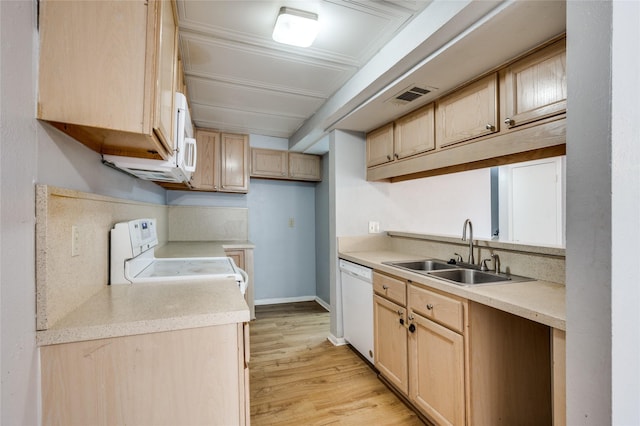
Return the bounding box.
[367,37,566,182]
[436,73,499,148]
[373,270,406,306]
[37,0,178,160]
[503,38,567,129]
[409,312,465,425]
[409,284,464,333]
[250,148,322,182]
[373,294,409,394]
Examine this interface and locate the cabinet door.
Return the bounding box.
[220,133,250,193]
[366,123,395,167]
[394,103,435,160]
[289,153,322,181]
[409,313,465,426]
[41,326,247,425]
[251,148,288,178]
[503,39,566,129]
[152,0,177,152]
[191,130,220,191]
[225,250,245,270]
[373,294,408,394]
[436,73,498,148]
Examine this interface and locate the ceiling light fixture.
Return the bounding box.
[272,7,319,48]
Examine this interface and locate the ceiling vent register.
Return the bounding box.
[387,85,433,105]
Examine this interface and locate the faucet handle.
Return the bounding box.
[454,253,463,263]
[490,253,500,274]
[480,258,491,271]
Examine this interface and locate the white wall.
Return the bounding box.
[567,2,640,424]
[329,129,492,338]
[315,149,331,304]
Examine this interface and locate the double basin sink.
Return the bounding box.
[382,259,532,286]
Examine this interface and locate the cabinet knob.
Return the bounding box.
[394,153,399,159]
[485,124,494,130]
[408,323,416,333]
[396,309,403,316]
[386,155,391,161]
[426,304,433,310]
[382,284,389,290]
[504,118,514,126]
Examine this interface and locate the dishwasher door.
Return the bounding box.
[340,259,374,364]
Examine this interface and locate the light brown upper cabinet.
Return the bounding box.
[394,103,436,159]
[191,129,249,193]
[37,0,178,160]
[220,133,251,192]
[366,123,395,167]
[251,149,288,178]
[250,149,322,182]
[436,73,499,148]
[289,153,322,181]
[366,103,435,168]
[502,38,567,129]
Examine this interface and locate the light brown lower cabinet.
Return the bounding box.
[408,289,465,426]
[40,323,250,426]
[373,294,408,394]
[373,272,554,426]
[225,247,256,320]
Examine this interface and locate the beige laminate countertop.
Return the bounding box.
[340,250,566,330]
[37,280,249,346]
[37,240,254,347]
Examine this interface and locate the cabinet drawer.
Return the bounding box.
[409,285,464,333]
[373,271,406,306]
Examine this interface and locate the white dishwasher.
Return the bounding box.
[340,259,374,364]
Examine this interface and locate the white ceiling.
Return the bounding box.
[176,0,431,139]
[176,1,566,154]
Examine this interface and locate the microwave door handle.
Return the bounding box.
[184,137,197,172]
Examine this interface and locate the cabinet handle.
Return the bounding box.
[504,118,514,126]
[485,124,494,130]
[426,304,433,310]
[382,285,389,290]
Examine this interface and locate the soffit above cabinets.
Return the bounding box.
[328,0,567,134]
[176,0,432,139]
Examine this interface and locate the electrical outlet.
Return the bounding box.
[71,225,80,257]
[288,217,295,228]
[368,221,380,233]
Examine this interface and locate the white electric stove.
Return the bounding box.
[110,218,247,294]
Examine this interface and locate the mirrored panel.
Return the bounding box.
[491,156,566,247]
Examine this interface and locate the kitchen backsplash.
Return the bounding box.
[35,185,250,331]
[168,206,248,241]
[339,232,566,285]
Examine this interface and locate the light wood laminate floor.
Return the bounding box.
[250,301,425,425]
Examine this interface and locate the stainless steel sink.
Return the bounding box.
[383,259,459,272]
[427,269,531,286]
[383,258,532,286]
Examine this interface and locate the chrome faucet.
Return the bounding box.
[462,219,474,264]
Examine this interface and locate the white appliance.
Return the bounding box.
[340,259,374,364]
[102,92,197,184]
[110,218,247,294]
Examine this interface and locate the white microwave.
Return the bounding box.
[102,92,197,184]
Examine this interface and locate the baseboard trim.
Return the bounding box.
[254,296,316,306]
[328,333,347,346]
[254,296,331,311]
[314,296,330,311]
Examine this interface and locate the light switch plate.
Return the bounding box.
[368,221,380,233]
